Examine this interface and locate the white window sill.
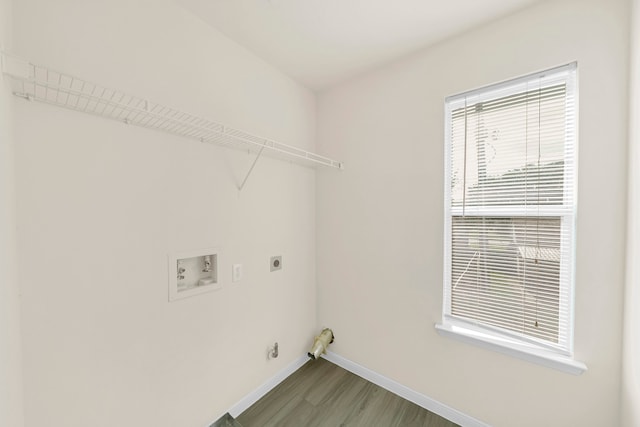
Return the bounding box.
[435,322,587,375]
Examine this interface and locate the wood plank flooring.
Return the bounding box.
[237,358,460,427]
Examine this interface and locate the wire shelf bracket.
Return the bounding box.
[1,52,345,172]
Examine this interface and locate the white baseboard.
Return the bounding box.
[322,351,491,427]
[225,351,489,427]
[227,354,309,418]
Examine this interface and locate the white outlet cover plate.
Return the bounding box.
[232,264,243,282]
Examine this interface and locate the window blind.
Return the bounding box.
[444,63,577,353]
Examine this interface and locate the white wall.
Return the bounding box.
[0,0,24,426]
[623,0,640,424]
[316,0,629,425]
[12,1,318,426]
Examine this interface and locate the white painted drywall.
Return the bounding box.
[316,0,629,425]
[0,0,24,426]
[12,0,318,426]
[622,0,640,425]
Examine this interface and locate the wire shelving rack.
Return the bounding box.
[1,52,344,171]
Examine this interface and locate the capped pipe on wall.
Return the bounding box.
[308,328,334,360]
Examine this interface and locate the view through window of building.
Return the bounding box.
[443,63,577,354]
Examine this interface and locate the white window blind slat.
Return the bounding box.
[443,63,577,354]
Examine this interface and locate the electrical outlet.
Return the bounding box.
[270,256,282,272]
[232,264,243,282]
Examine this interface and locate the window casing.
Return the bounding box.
[438,63,584,372]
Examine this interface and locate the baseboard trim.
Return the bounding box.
[225,351,490,427]
[227,355,309,418]
[322,351,491,427]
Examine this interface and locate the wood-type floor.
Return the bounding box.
[237,358,460,427]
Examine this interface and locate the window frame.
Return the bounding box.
[436,63,586,374]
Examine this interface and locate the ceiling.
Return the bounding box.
[175,0,544,91]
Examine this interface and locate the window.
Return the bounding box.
[437,63,585,374]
